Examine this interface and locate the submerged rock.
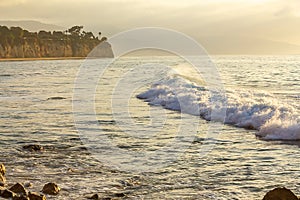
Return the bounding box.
[42,182,60,195]
[119,180,134,187]
[24,182,33,188]
[113,192,126,198]
[88,194,99,199]
[0,163,6,175]
[23,144,43,151]
[28,192,46,200]
[47,96,66,100]
[10,183,27,195]
[263,187,298,200]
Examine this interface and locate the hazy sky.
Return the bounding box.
[1,0,300,54]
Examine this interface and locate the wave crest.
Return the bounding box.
[137,76,300,140]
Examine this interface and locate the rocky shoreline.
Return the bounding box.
[0,162,129,200]
[1,145,299,200]
[1,163,59,200]
[0,143,133,200]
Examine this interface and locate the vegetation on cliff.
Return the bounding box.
[0,25,113,58]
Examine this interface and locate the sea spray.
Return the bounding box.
[137,76,300,140]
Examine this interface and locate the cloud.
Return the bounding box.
[0,0,27,7]
[271,0,300,17]
[0,0,299,48]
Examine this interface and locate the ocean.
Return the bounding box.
[0,55,299,199]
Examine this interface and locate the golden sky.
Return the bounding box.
[0,0,300,54]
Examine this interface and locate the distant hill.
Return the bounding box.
[0,20,65,32]
[198,35,300,55]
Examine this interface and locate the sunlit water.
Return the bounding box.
[0,56,299,199]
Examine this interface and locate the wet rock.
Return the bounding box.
[10,183,27,195]
[24,182,33,188]
[42,182,60,195]
[113,192,126,198]
[28,192,46,200]
[0,163,6,175]
[67,168,75,173]
[13,195,30,200]
[0,186,5,194]
[47,96,66,100]
[88,194,99,199]
[119,180,133,187]
[0,188,16,198]
[23,144,43,151]
[263,187,298,200]
[0,174,6,186]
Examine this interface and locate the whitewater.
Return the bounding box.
[137,75,300,140]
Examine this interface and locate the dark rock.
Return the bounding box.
[47,97,66,100]
[13,195,30,200]
[24,182,32,188]
[88,194,99,199]
[87,194,113,200]
[0,163,6,176]
[119,179,135,187]
[0,186,5,194]
[28,192,46,200]
[263,187,298,200]
[113,192,126,198]
[23,144,43,151]
[24,182,33,188]
[42,182,60,195]
[10,183,27,195]
[0,188,16,198]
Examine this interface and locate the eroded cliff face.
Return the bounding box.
[0,39,114,58]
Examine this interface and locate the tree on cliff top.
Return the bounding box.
[0,25,107,47]
[67,26,83,37]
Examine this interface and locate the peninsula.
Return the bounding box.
[0,25,114,59]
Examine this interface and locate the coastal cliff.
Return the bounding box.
[0,25,114,58]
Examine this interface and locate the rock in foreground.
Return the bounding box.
[0,187,16,198]
[263,187,298,200]
[10,183,27,195]
[42,182,60,195]
[28,192,46,200]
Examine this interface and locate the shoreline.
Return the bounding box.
[0,57,86,62]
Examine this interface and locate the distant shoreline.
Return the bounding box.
[0,57,86,62]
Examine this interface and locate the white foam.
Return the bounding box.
[137,76,300,141]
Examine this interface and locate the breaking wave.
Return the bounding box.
[137,76,300,140]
